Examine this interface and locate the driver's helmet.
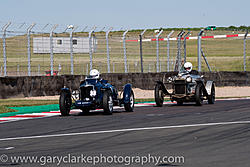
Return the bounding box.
[184,62,192,73]
[89,69,100,79]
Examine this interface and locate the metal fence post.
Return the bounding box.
[38,64,40,76]
[58,64,61,75]
[86,64,89,75]
[176,30,185,71]
[244,30,248,72]
[200,47,211,72]
[2,22,11,77]
[167,30,174,72]
[156,30,163,72]
[197,30,204,72]
[49,24,58,76]
[27,23,36,76]
[70,26,77,75]
[183,32,190,63]
[17,64,20,76]
[139,29,147,73]
[89,26,96,71]
[106,27,112,73]
[160,61,162,72]
[122,30,129,73]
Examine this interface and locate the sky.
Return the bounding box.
[0,0,249,31]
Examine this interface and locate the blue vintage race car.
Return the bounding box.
[59,75,134,116]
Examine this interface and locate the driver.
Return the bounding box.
[88,69,102,97]
[184,62,192,73]
[88,69,117,96]
[89,69,107,83]
[89,69,100,79]
[183,62,198,75]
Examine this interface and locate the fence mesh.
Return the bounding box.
[0,22,249,76]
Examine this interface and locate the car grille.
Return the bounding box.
[80,86,93,101]
[174,80,186,94]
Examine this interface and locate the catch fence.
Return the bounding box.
[0,22,249,76]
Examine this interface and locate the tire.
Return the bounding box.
[208,83,215,104]
[59,91,72,116]
[124,90,135,112]
[103,90,113,115]
[177,101,183,105]
[155,83,164,107]
[195,83,203,106]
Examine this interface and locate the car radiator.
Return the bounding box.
[80,86,93,101]
[174,80,186,94]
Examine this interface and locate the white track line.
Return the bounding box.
[1,120,250,142]
[0,117,31,120]
[0,147,14,150]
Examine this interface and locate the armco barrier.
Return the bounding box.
[0,72,249,99]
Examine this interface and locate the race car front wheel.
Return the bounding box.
[155,83,164,107]
[208,83,215,104]
[124,90,134,112]
[103,90,113,115]
[195,83,203,106]
[59,91,72,116]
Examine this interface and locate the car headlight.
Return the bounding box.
[186,77,192,82]
[90,90,96,97]
[72,90,80,100]
[167,77,173,83]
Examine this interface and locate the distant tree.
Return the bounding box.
[239,25,247,30]
[228,26,237,30]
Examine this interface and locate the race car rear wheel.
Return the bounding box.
[208,83,215,104]
[195,83,203,106]
[59,91,72,116]
[155,83,164,107]
[103,90,113,115]
[124,90,135,112]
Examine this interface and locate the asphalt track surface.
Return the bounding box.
[0,99,250,167]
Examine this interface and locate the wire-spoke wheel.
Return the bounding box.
[208,83,215,104]
[195,83,203,106]
[124,90,135,112]
[59,91,72,116]
[155,83,164,107]
[103,90,113,115]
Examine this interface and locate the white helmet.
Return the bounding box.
[89,69,100,79]
[184,62,192,73]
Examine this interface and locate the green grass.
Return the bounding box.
[135,98,155,103]
[0,99,59,114]
[0,98,159,114]
[135,98,171,103]
[0,98,160,114]
[0,99,59,107]
[0,106,17,114]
